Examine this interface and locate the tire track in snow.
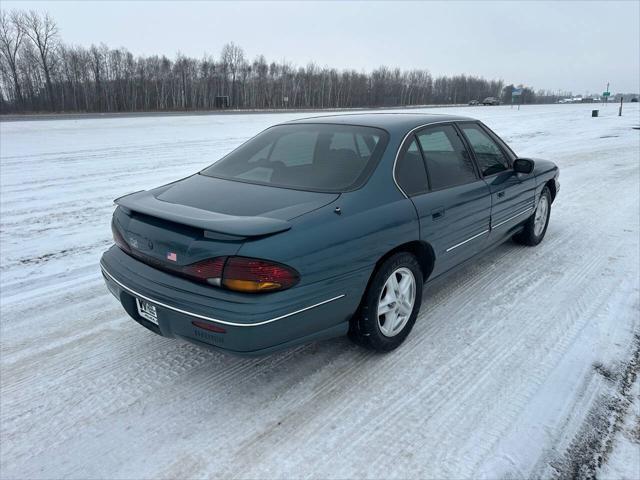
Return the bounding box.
[212,224,603,476]
[225,240,612,479]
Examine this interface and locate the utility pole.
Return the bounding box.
[619,96,623,116]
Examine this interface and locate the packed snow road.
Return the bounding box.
[1,104,639,479]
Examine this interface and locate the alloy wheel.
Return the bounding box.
[377,267,416,337]
[534,195,549,236]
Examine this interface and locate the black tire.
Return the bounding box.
[514,186,551,246]
[349,252,423,352]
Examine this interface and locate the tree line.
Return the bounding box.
[0,9,565,114]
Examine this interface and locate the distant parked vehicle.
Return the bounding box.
[101,114,559,355]
[482,97,500,105]
[468,100,479,106]
[632,98,638,103]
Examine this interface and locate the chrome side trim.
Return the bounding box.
[443,204,535,252]
[491,206,534,229]
[445,229,489,252]
[100,263,345,327]
[392,119,461,198]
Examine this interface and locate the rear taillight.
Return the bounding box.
[181,256,298,292]
[181,257,226,286]
[112,220,131,253]
[222,257,299,293]
[174,252,300,293]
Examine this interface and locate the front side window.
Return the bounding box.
[416,125,477,190]
[460,124,510,176]
[201,124,388,192]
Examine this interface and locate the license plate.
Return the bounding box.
[136,298,158,325]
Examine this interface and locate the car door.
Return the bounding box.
[458,122,537,240]
[395,124,492,277]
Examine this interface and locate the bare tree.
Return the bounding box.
[20,10,58,110]
[0,10,25,106]
[89,44,104,111]
[221,42,244,107]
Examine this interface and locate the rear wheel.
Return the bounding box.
[349,252,423,352]
[514,186,551,246]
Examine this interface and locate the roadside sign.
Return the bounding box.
[512,88,523,96]
[603,91,610,97]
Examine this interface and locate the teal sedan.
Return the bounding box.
[101,113,559,355]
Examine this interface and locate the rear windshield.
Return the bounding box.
[200,124,389,192]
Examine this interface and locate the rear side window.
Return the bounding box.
[416,125,477,190]
[396,138,428,196]
[460,124,510,176]
[201,124,389,192]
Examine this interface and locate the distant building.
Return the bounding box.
[558,97,584,104]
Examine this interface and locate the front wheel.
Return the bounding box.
[514,186,551,246]
[349,252,423,352]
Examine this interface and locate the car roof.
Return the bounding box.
[283,112,475,135]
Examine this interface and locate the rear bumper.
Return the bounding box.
[100,246,366,355]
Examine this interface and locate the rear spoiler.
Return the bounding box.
[114,190,291,237]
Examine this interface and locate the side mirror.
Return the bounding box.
[514,158,535,174]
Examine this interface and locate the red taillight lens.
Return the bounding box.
[192,320,226,334]
[222,257,299,293]
[181,257,226,286]
[111,220,131,253]
[182,256,298,292]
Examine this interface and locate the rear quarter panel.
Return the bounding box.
[237,189,419,306]
[237,127,421,308]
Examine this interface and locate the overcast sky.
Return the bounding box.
[4,1,639,94]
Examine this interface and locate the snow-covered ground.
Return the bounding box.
[1,103,639,479]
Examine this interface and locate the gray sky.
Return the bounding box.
[4,0,639,94]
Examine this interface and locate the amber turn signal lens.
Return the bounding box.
[222,279,282,293]
[222,257,299,293]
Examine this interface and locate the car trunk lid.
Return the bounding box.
[112,174,339,268]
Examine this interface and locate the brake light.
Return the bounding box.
[111,220,131,253]
[182,256,297,291]
[222,257,299,293]
[181,257,226,286]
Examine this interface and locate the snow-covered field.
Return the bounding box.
[1,104,639,479]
